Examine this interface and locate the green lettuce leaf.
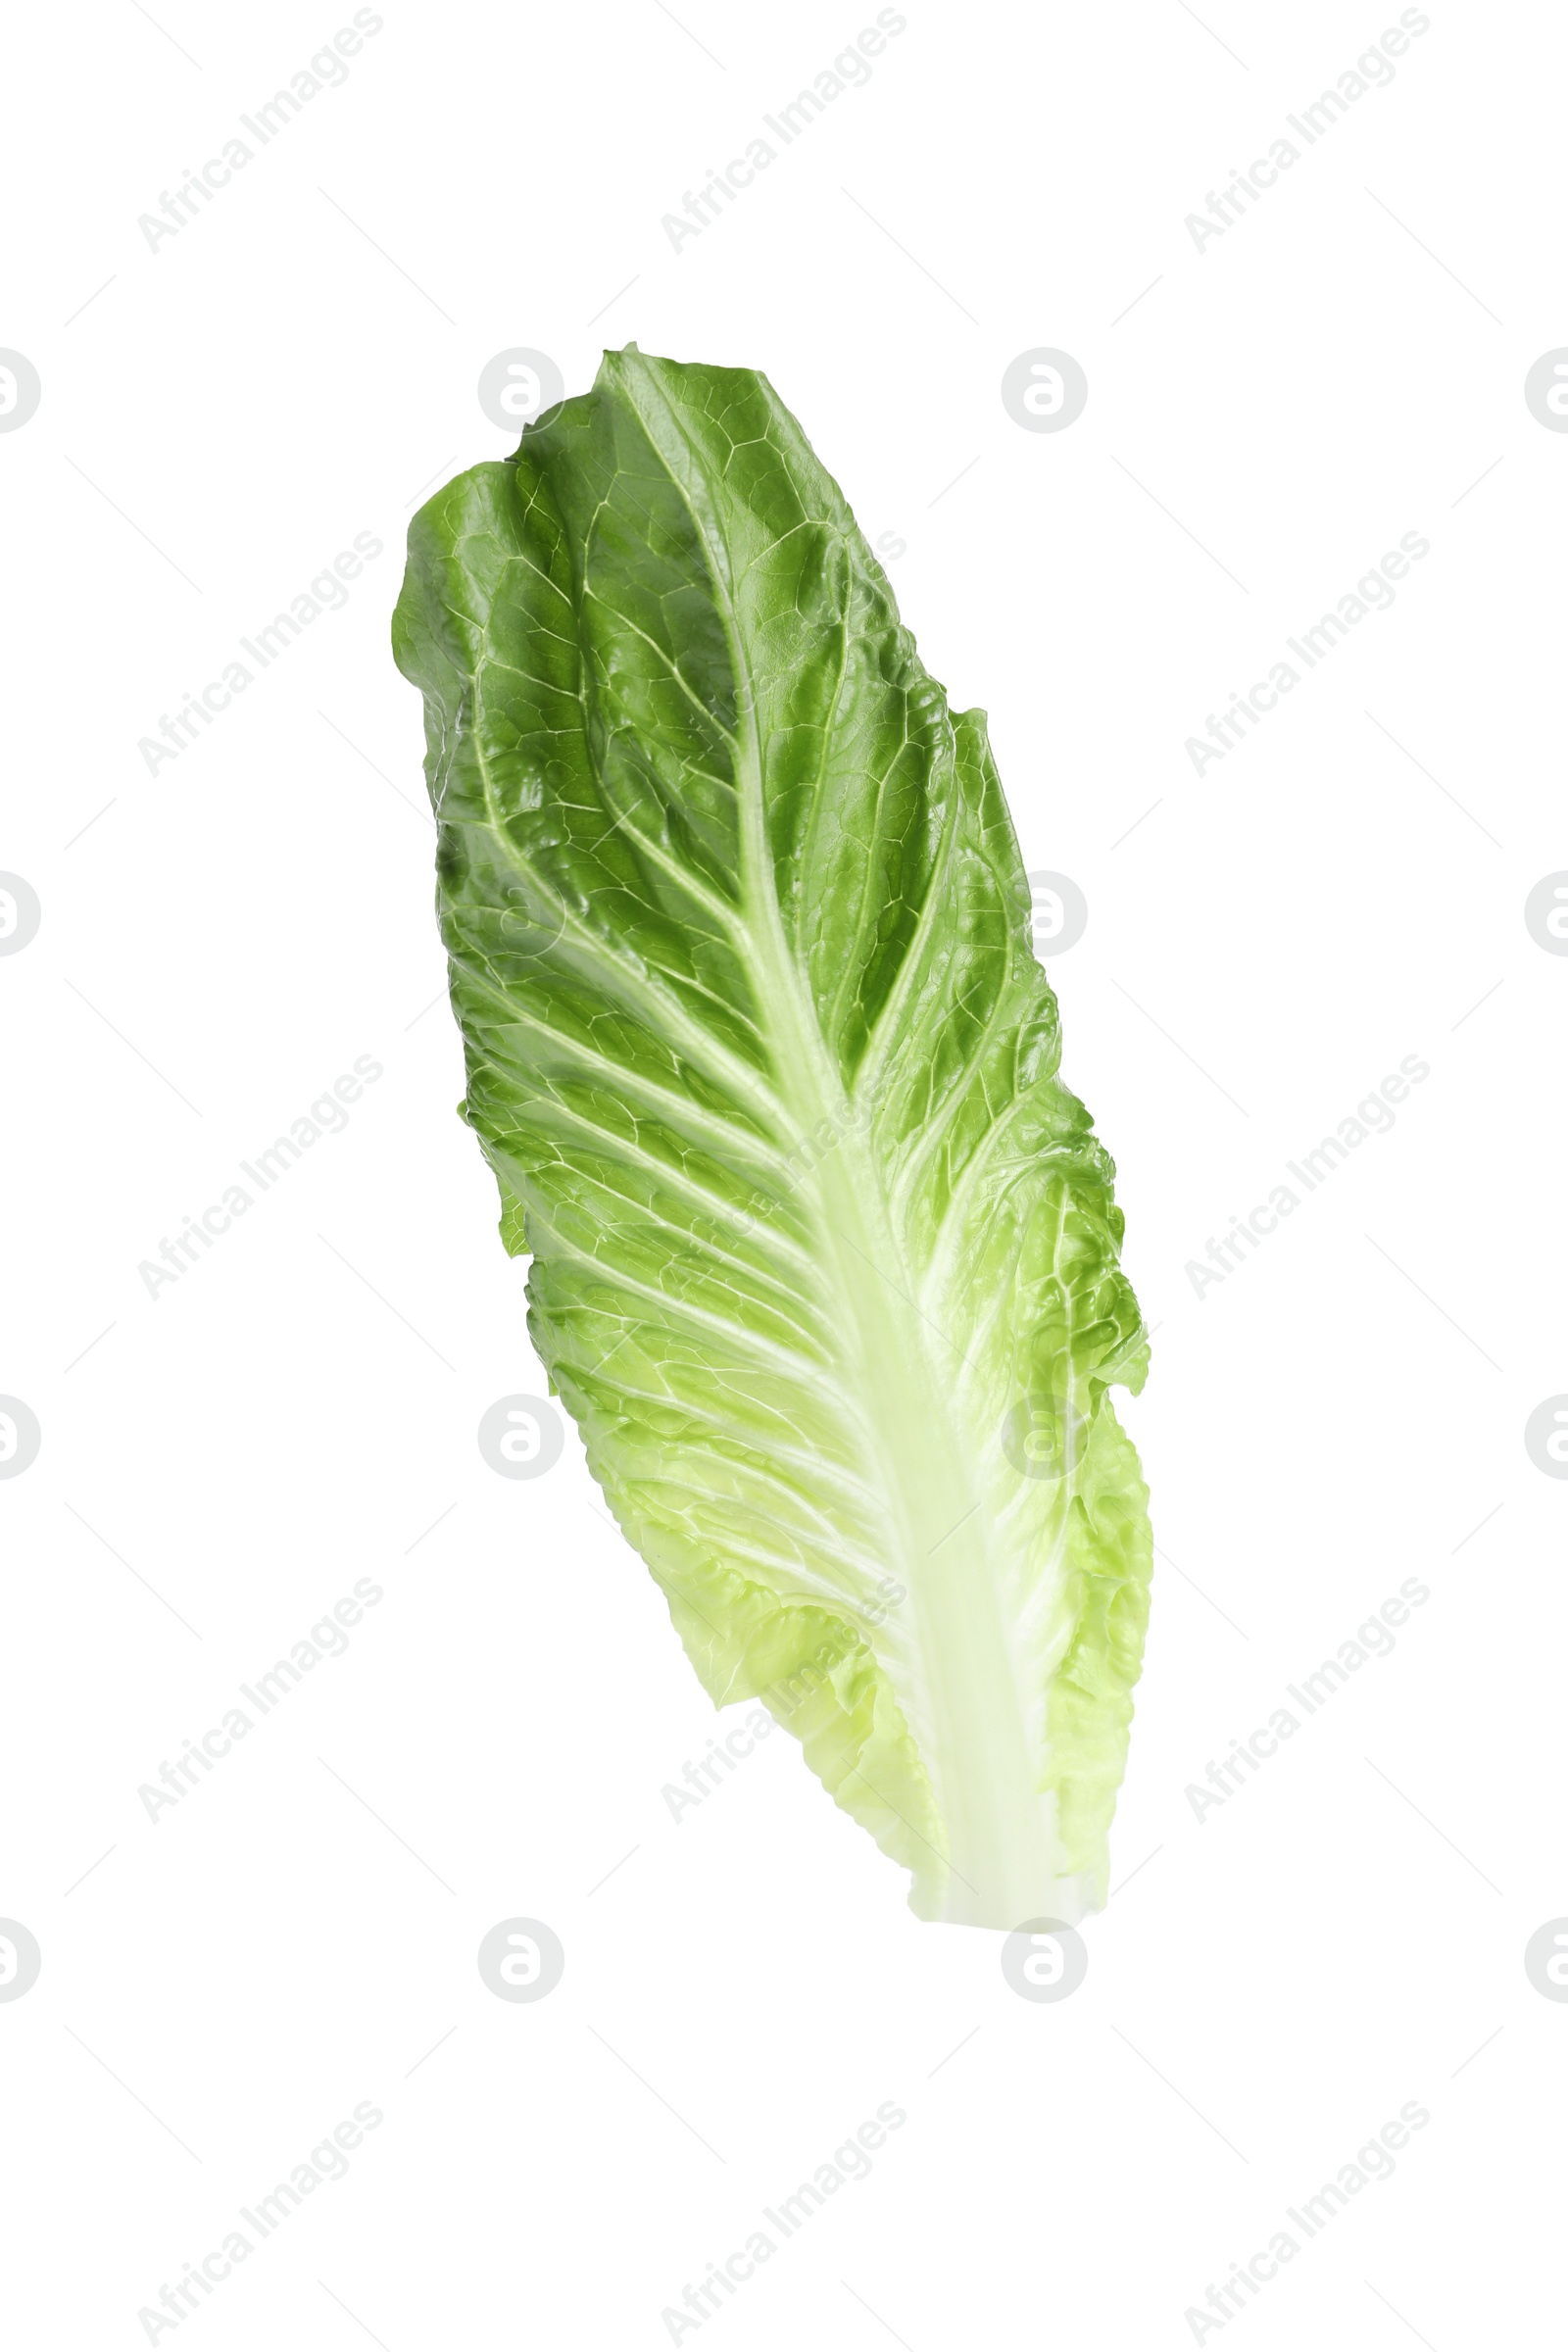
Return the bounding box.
[392,347,1152,1928]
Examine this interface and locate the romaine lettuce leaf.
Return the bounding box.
[392,348,1152,1928]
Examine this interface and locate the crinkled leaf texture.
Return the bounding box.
[393,348,1152,1928]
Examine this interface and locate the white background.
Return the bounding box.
[4,1,1564,2344]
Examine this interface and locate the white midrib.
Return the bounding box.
[609,364,1079,1922]
[726,692,1066,1932]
